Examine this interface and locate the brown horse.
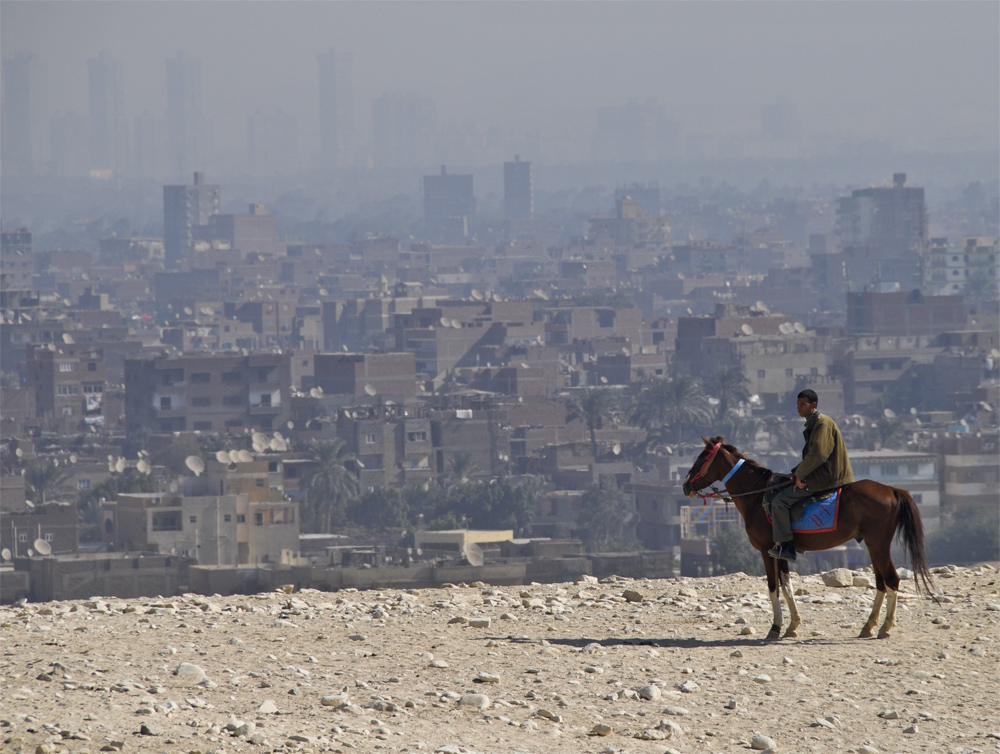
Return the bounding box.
[681,436,934,640]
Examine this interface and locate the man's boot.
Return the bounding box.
[767,541,796,561]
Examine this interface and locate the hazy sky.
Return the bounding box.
[3,1,998,154]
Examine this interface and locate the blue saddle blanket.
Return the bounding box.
[790,488,841,533]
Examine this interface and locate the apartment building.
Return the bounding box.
[923,237,998,297]
[26,343,107,432]
[124,351,291,436]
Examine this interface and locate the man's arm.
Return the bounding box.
[794,419,835,481]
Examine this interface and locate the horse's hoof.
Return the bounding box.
[876,629,892,639]
[782,628,798,639]
[858,627,874,638]
[765,629,782,641]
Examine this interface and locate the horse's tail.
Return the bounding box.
[894,488,935,597]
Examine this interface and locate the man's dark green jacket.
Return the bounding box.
[792,411,854,492]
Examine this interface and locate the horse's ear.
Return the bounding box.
[701,435,709,446]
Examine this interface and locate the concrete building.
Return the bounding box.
[850,449,941,531]
[836,173,927,290]
[163,172,220,269]
[424,166,475,242]
[26,344,107,433]
[935,433,999,512]
[504,156,533,223]
[124,351,291,436]
[317,48,353,168]
[1,52,47,176]
[314,352,416,402]
[846,290,966,337]
[371,92,435,169]
[1,503,79,558]
[923,237,998,297]
[1,228,34,289]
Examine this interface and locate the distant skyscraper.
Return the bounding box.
[317,48,353,168]
[423,165,474,242]
[88,51,127,174]
[372,92,436,169]
[504,156,533,223]
[163,172,220,269]
[133,111,159,178]
[165,52,203,179]
[2,52,47,176]
[247,111,298,176]
[50,111,89,177]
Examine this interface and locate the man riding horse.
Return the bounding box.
[768,388,853,562]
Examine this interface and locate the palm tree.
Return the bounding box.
[707,366,751,422]
[301,438,360,532]
[631,375,712,445]
[25,460,71,505]
[448,452,479,485]
[568,388,617,460]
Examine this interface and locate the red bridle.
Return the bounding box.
[687,440,723,487]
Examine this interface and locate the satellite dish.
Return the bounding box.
[319,288,329,296]
[440,317,451,328]
[686,307,693,315]
[463,542,484,567]
[287,420,294,429]
[34,539,52,556]
[252,441,266,453]
[274,431,284,441]
[779,322,793,335]
[600,376,608,384]
[184,307,193,316]
[0,548,10,562]
[740,324,754,336]
[471,289,484,301]
[108,462,117,473]
[24,499,34,508]
[62,333,75,344]
[186,456,205,476]
[27,549,34,557]
[364,384,377,396]
[451,319,461,328]
[755,300,769,313]
[664,445,673,455]
[793,322,806,333]
[115,458,126,473]
[520,362,530,370]
[612,441,621,456]
[200,307,213,316]
[883,408,896,419]
[215,450,230,464]
[69,454,78,464]
[310,387,321,398]
[15,448,22,458]
[137,459,150,474]
[52,458,59,467]
[253,432,268,444]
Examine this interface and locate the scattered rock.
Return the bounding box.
[751,732,777,750]
[459,693,491,709]
[172,662,207,685]
[821,569,854,588]
[258,699,279,714]
[589,723,613,736]
[622,589,644,603]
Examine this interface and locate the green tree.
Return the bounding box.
[707,366,751,422]
[301,438,360,532]
[24,460,71,505]
[868,416,907,449]
[447,452,479,485]
[576,474,636,552]
[348,487,409,531]
[151,438,202,477]
[717,414,762,448]
[438,476,538,536]
[631,375,711,445]
[77,469,155,541]
[710,524,764,576]
[568,387,618,460]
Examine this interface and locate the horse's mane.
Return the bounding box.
[706,435,766,470]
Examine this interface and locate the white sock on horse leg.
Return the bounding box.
[769,590,782,633]
[779,571,799,626]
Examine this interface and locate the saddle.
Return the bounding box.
[763,473,844,534]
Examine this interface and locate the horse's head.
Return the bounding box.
[681,435,728,497]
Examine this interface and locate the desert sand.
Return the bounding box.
[1,564,998,754]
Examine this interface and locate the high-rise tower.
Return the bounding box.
[2,52,47,176]
[317,48,353,168]
[165,52,203,179]
[88,51,127,174]
[163,172,220,269]
[504,156,533,223]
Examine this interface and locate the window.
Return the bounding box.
[189,516,197,524]
[810,367,818,376]
[364,433,378,445]
[258,394,272,407]
[193,421,212,431]
[254,512,264,526]
[191,372,211,384]
[407,431,427,442]
[88,362,97,372]
[82,383,103,394]
[757,370,765,378]
[222,394,243,407]
[870,362,884,370]
[255,479,265,487]
[78,479,91,490]
[237,514,246,524]
[62,407,74,416]
[151,513,181,531]
[191,396,211,407]
[223,514,232,523]
[44,533,53,542]
[912,493,923,504]
[888,361,903,370]
[160,396,172,410]
[57,384,80,395]
[785,368,793,377]
[222,371,242,383]
[59,362,74,372]
[19,533,28,542]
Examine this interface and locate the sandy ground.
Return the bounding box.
[1,564,998,754]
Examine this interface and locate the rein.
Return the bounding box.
[692,458,793,505]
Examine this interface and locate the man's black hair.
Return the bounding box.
[797,388,819,404]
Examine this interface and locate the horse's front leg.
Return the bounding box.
[859,568,885,638]
[778,561,801,638]
[763,552,782,640]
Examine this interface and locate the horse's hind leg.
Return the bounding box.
[859,567,885,638]
[763,552,782,640]
[867,541,902,639]
[778,560,801,638]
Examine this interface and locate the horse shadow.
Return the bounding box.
[493,635,846,649]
